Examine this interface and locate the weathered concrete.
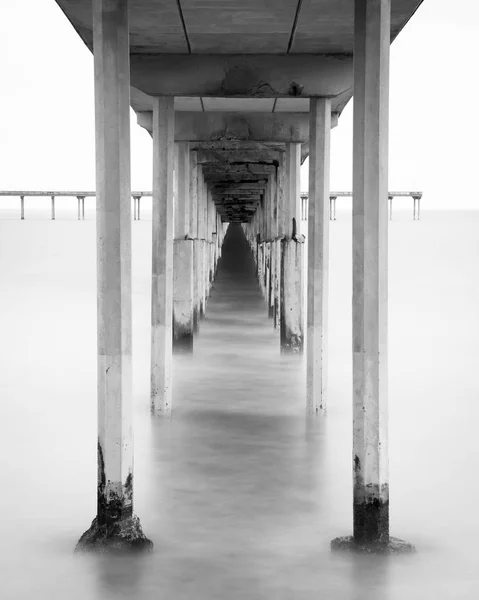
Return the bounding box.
[284,143,301,237]
[279,143,303,352]
[197,166,206,319]
[274,153,285,330]
[189,151,200,332]
[173,142,194,353]
[307,98,331,413]
[151,96,175,415]
[280,238,304,353]
[331,536,415,555]
[76,0,151,554]
[131,54,353,99]
[138,112,311,143]
[331,0,412,553]
[173,239,194,353]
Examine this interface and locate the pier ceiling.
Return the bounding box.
[56,1,423,109]
[56,1,423,55]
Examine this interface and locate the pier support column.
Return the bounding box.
[151,96,175,414]
[76,0,151,553]
[307,97,331,412]
[331,0,413,554]
[266,175,276,318]
[197,168,206,319]
[280,143,304,353]
[173,142,194,352]
[189,151,200,332]
[274,155,285,330]
[20,195,25,220]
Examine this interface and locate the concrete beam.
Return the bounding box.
[203,163,276,176]
[137,112,310,143]
[197,149,282,165]
[211,182,267,191]
[130,54,353,99]
[190,141,285,154]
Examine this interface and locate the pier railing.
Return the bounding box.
[301,191,423,221]
[0,191,152,221]
[0,190,423,221]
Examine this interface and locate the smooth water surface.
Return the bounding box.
[0,209,478,599]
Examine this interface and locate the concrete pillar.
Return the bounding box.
[413,195,421,220]
[202,181,209,311]
[280,143,304,353]
[266,175,275,318]
[388,195,393,220]
[207,189,215,289]
[76,0,151,553]
[151,96,175,414]
[51,196,56,221]
[20,195,25,220]
[82,197,85,220]
[197,168,206,318]
[133,195,141,220]
[285,143,302,237]
[173,142,194,352]
[280,238,303,353]
[332,0,412,554]
[189,151,199,332]
[330,195,337,221]
[194,165,202,326]
[274,154,285,330]
[307,97,331,412]
[77,196,82,220]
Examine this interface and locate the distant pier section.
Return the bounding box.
[301,191,423,221]
[0,190,423,221]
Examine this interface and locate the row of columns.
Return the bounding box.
[78,0,410,555]
[150,103,226,415]
[242,144,305,354]
[172,143,226,354]
[77,0,226,552]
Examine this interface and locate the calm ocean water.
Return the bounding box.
[0,208,478,599]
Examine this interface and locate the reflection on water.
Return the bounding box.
[1,212,479,599]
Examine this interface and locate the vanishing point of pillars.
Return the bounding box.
[72,0,415,556]
[241,143,304,355]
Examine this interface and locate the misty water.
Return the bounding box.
[1,206,478,599]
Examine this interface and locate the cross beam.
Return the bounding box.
[130,54,353,103]
[138,112,311,143]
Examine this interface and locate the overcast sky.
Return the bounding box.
[0,0,478,209]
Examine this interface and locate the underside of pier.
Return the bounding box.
[54,0,423,556]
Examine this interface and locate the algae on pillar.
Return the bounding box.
[76,0,151,552]
[331,0,413,554]
[151,96,175,414]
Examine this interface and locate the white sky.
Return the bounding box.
[0,0,478,209]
